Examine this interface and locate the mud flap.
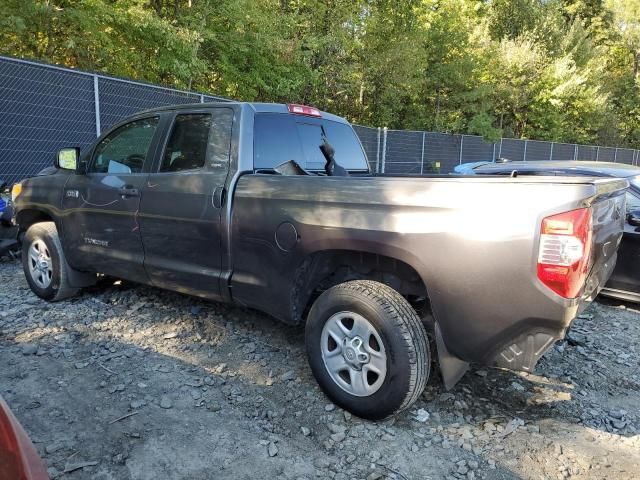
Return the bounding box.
[65,262,97,288]
[435,322,469,390]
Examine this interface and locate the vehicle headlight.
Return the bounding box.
[11,183,22,202]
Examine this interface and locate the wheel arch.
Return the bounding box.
[18,214,95,289]
[15,208,58,234]
[290,243,432,327]
[290,243,468,391]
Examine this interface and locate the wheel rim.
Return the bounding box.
[28,239,53,289]
[320,311,387,397]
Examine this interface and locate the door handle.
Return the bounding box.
[213,186,226,208]
[118,186,140,198]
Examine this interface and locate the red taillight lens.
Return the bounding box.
[537,208,592,298]
[0,397,49,480]
[287,104,321,117]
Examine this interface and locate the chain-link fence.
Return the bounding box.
[0,56,228,184]
[355,126,640,174]
[1,55,639,184]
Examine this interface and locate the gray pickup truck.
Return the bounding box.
[12,102,627,419]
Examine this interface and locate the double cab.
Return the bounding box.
[12,102,627,418]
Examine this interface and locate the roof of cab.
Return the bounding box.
[138,101,349,124]
[475,160,640,178]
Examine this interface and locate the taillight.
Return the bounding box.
[287,104,321,117]
[537,208,592,298]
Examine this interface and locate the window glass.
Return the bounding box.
[254,114,304,170]
[626,191,640,214]
[161,114,210,172]
[254,113,369,171]
[297,124,327,170]
[160,110,233,173]
[91,117,158,174]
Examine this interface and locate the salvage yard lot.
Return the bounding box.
[1,257,639,480]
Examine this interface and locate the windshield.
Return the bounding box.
[254,113,369,172]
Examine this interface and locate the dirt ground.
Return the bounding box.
[1,256,639,480]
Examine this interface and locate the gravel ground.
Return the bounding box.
[1,256,639,480]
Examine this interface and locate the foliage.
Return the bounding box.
[0,0,638,147]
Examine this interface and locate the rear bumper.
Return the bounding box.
[489,252,616,373]
[492,329,563,372]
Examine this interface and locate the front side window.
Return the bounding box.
[160,110,234,173]
[90,117,159,174]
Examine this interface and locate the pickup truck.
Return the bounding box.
[11,102,627,419]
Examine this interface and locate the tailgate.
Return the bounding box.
[582,178,627,302]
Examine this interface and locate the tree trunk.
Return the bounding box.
[151,0,162,16]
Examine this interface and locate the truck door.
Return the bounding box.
[61,116,161,283]
[138,108,234,299]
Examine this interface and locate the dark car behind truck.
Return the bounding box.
[12,102,627,419]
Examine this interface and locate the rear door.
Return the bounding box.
[138,108,234,299]
[61,116,162,282]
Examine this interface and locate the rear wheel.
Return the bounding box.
[305,280,430,419]
[22,222,79,301]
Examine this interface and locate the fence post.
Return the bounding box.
[573,144,578,160]
[596,146,600,161]
[200,94,204,103]
[459,135,464,165]
[549,142,554,161]
[381,127,387,174]
[498,138,503,159]
[523,140,528,161]
[492,142,496,161]
[93,75,101,136]
[420,131,426,175]
[376,127,381,173]
[614,147,618,163]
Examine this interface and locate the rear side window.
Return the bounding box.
[91,117,159,174]
[160,110,233,173]
[161,114,209,172]
[254,113,368,171]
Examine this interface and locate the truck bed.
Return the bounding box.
[230,174,626,379]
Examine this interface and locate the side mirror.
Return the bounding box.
[55,148,79,171]
[627,209,640,227]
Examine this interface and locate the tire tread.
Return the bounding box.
[325,280,430,416]
[24,222,78,301]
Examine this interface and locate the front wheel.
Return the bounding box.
[22,222,79,301]
[305,280,430,420]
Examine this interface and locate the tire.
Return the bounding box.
[22,222,79,301]
[305,280,430,420]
